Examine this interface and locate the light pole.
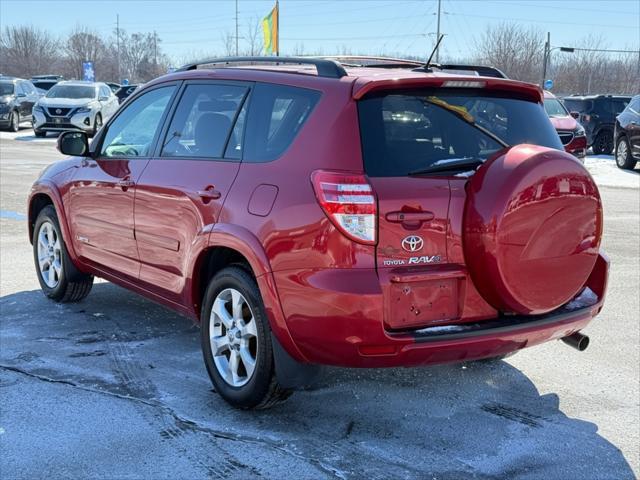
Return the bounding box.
[541,43,575,88]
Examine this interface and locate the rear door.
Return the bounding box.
[134,81,249,304]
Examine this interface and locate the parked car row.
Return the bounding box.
[1,75,122,137]
[561,94,632,155]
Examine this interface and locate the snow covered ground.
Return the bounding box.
[584,154,639,189]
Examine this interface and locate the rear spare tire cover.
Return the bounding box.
[463,144,602,315]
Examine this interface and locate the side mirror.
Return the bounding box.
[99,96,110,102]
[17,92,26,98]
[57,131,90,157]
[570,111,580,119]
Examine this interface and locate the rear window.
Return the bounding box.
[243,83,321,162]
[358,89,563,177]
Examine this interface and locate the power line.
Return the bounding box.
[445,11,638,30]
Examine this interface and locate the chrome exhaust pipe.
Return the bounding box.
[561,332,590,351]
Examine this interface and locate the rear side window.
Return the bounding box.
[563,99,589,113]
[244,83,321,162]
[161,83,248,160]
[358,90,563,177]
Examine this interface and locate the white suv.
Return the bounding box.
[32,81,119,137]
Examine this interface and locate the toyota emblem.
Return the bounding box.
[402,235,424,252]
[55,109,62,114]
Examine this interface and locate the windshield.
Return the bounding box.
[46,85,96,100]
[544,97,568,117]
[0,83,15,96]
[358,89,563,177]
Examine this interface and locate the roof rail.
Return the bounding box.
[318,55,425,69]
[176,56,348,79]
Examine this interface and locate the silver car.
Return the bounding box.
[32,81,119,137]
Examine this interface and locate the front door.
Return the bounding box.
[134,81,249,304]
[66,84,178,279]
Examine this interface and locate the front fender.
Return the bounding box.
[28,181,70,249]
[208,223,309,363]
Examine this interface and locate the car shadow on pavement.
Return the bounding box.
[1,282,635,479]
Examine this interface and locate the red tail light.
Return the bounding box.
[311,170,377,245]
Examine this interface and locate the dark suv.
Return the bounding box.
[28,57,608,409]
[614,95,640,170]
[0,76,40,132]
[562,94,632,154]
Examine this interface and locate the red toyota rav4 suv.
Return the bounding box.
[28,57,608,409]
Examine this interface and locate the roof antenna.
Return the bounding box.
[424,34,445,70]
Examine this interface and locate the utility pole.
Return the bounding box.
[116,14,121,82]
[541,31,550,88]
[235,0,239,56]
[435,0,442,63]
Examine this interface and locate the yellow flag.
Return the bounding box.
[262,1,279,55]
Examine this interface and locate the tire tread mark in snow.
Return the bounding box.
[481,402,545,428]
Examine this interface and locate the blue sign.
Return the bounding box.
[122,78,129,86]
[82,62,95,81]
[544,79,553,90]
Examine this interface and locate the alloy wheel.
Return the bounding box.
[616,140,628,167]
[209,288,258,387]
[36,221,62,288]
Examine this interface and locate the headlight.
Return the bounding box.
[575,126,586,137]
[33,105,44,113]
[76,106,92,114]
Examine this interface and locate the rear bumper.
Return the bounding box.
[272,252,608,368]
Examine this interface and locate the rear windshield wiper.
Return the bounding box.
[409,157,485,176]
[421,96,511,149]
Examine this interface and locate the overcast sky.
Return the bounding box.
[1,0,638,63]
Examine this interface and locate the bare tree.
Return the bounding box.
[118,30,158,82]
[244,17,263,56]
[221,30,235,57]
[473,23,544,84]
[63,25,107,79]
[0,25,59,77]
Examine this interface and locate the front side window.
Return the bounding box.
[358,90,563,177]
[46,85,96,100]
[100,85,176,158]
[244,83,321,162]
[161,83,247,159]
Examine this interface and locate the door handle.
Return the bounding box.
[198,187,222,202]
[117,179,135,191]
[385,211,434,223]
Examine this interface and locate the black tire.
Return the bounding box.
[592,130,613,155]
[200,266,292,409]
[615,136,637,170]
[34,129,47,138]
[9,110,19,132]
[32,205,93,302]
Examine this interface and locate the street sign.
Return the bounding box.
[544,79,554,90]
[122,78,129,86]
[82,62,95,81]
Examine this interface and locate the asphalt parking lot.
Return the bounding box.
[1,130,638,479]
